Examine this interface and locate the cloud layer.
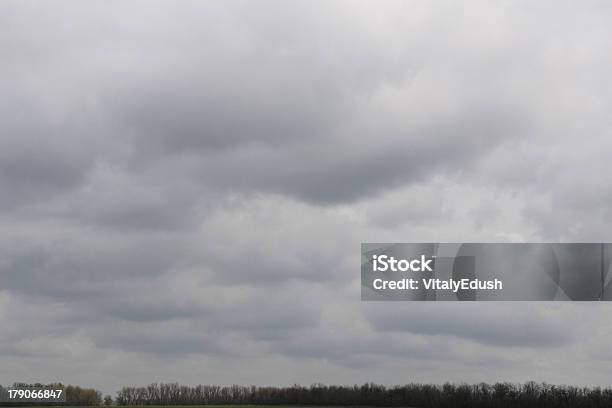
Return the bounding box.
[2,0,612,395]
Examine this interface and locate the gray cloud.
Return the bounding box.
[365,304,575,348]
[2,0,612,395]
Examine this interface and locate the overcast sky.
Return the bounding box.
[2,0,612,395]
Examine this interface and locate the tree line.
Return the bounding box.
[115,382,612,407]
[3,382,612,407]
